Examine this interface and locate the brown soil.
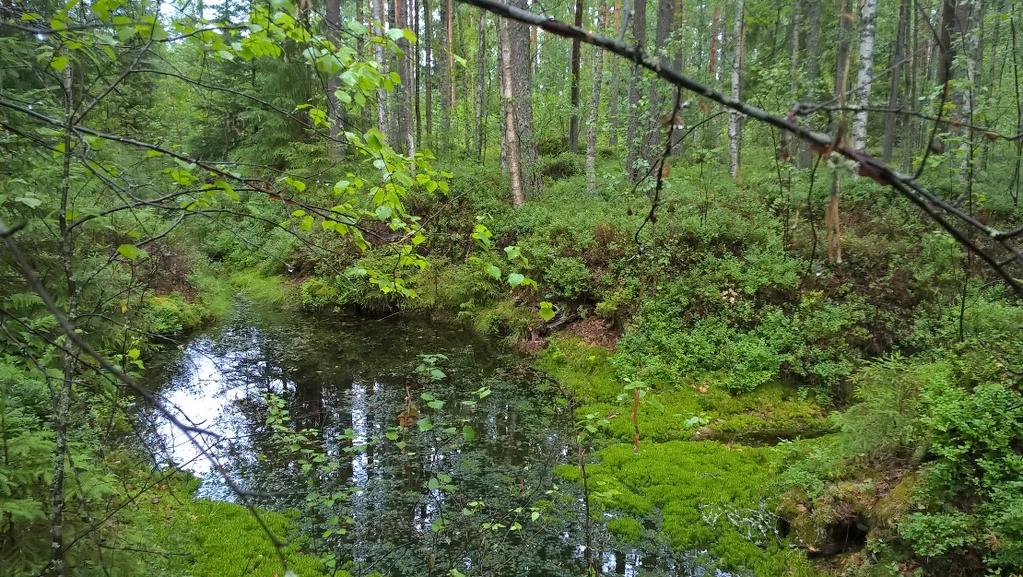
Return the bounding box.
[562,316,619,350]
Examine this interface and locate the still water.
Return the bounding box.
[144,302,722,576]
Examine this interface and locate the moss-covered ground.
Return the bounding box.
[542,335,826,576]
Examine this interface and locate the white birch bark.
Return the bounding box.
[851,0,879,150]
[727,0,743,180]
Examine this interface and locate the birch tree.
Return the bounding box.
[727,0,744,180]
[850,0,878,150]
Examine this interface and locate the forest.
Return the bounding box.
[2,0,1023,575]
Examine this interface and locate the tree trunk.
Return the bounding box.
[393,0,407,145]
[325,0,344,145]
[475,10,488,160]
[587,0,607,193]
[356,0,370,132]
[49,55,76,577]
[607,0,623,148]
[883,0,910,162]
[498,19,508,170]
[827,0,854,266]
[424,0,433,145]
[799,0,822,167]
[373,0,389,138]
[447,0,456,124]
[669,0,685,154]
[937,0,956,89]
[786,0,800,162]
[439,0,452,149]
[961,0,983,177]
[569,0,585,152]
[508,0,539,194]
[624,0,646,179]
[704,4,720,151]
[850,0,878,150]
[727,0,744,181]
[499,17,524,206]
[414,0,422,144]
[394,0,416,159]
[645,0,674,158]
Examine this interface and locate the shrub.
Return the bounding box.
[143,294,203,335]
[543,256,591,300]
[299,276,341,310]
[538,152,582,181]
[899,512,980,558]
[836,355,947,458]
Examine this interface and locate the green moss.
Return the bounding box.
[537,336,619,402]
[570,441,819,576]
[466,299,534,345]
[136,478,337,577]
[606,516,644,543]
[175,500,330,577]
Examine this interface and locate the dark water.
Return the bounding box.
[143,302,718,577]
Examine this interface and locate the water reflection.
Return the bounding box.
[144,303,729,576]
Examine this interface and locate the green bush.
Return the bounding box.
[538,152,582,181]
[543,256,591,300]
[143,293,203,335]
[899,512,980,558]
[299,276,342,310]
[836,355,947,458]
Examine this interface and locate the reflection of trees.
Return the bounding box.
[156,310,609,575]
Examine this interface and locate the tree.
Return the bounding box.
[827,0,855,265]
[646,0,675,160]
[727,0,744,180]
[424,0,434,144]
[439,0,453,149]
[325,0,344,144]
[508,0,539,194]
[883,0,911,162]
[394,0,416,157]
[625,0,647,179]
[499,15,525,205]
[374,0,390,137]
[586,0,607,193]
[569,0,585,152]
[850,0,878,150]
[475,9,489,160]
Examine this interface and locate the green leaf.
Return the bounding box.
[485,264,502,280]
[116,244,145,260]
[507,273,525,288]
[50,55,69,72]
[539,301,556,322]
[417,417,433,432]
[15,196,42,208]
[462,425,476,443]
